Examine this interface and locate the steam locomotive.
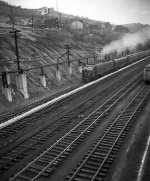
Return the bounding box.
[82,50,150,82]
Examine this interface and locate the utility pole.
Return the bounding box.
[10,30,21,71]
[10,5,14,30]
[65,45,70,67]
[59,13,61,28]
[65,44,73,75]
[76,17,77,29]
[32,15,34,32]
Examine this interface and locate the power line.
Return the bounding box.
[0,33,10,36]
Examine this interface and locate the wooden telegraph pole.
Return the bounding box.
[65,45,70,68]
[9,30,21,72]
[10,5,15,30]
[32,15,34,32]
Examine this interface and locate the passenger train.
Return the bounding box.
[82,50,150,82]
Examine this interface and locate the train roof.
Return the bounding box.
[144,63,150,68]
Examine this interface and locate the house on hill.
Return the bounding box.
[70,20,84,29]
[39,7,49,15]
[44,18,59,28]
[104,22,112,32]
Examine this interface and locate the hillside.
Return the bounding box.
[0,0,40,17]
[0,23,114,112]
[123,23,150,33]
[0,0,133,113]
[0,28,87,105]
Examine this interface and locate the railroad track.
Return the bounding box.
[0,84,82,124]
[0,85,90,138]
[0,75,141,177]
[8,76,146,181]
[0,71,140,142]
[66,85,150,181]
[0,63,144,125]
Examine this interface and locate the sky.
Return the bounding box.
[3,0,150,25]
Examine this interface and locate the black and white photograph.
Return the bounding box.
[0,0,150,180]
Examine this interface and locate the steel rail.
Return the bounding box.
[68,85,150,181]
[0,75,141,178]
[92,86,150,181]
[9,76,142,181]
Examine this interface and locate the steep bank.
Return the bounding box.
[0,26,102,113]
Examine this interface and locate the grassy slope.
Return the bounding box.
[0,26,100,111]
[0,0,120,112]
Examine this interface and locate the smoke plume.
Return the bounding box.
[102,27,150,55]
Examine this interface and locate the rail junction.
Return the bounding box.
[1,56,150,181]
